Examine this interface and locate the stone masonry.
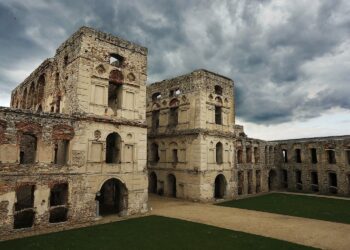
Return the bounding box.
[0,27,148,239]
[0,26,349,239]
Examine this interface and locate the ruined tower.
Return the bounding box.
[0,27,148,237]
[146,70,236,201]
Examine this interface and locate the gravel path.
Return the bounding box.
[149,194,350,250]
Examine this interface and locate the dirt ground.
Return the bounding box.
[149,194,350,250]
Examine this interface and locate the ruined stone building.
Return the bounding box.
[1,26,350,239]
[146,69,350,200]
[0,27,148,238]
[146,70,236,201]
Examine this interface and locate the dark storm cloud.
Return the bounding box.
[0,0,349,125]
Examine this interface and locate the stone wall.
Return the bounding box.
[0,26,148,240]
[274,136,350,195]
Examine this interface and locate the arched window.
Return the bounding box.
[215,85,223,95]
[21,88,28,109]
[246,147,252,163]
[106,132,121,164]
[253,147,259,163]
[216,142,223,164]
[152,92,161,101]
[282,149,288,163]
[28,82,35,109]
[37,74,45,110]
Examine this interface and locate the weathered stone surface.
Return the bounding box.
[1,26,349,240]
[0,27,148,240]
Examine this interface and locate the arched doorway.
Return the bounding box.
[214,174,227,199]
[98,178,128,216]
[268,170,277,191]
[167,174,176,197]
[149,172,158,194]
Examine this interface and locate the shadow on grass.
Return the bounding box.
[0,215,317,250]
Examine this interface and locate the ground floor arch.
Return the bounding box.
[214,174,227,199]
[167,174,176,197]
[149,172,158,194]
[97,178,128,216]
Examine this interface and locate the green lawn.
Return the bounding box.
[0,215,316,250]
[218,193,350,224]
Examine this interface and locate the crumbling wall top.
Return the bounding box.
[56,26,148,56]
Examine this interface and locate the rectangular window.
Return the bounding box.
[295,149,302,163]
[327,150,336,164]
[310,148,317,164]
[169,107,178,126]
[215,106,222,125]
[246,147,252,163]
[172,149,178,163]
[152,110,160,129]
[54,140,69,165]
[311,171,319,192]
[346,150,350,165]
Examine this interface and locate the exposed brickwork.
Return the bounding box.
[0,27,148,240]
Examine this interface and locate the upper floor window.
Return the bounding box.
[19,133,37,164]
[152,92,161,101]
[246,147,252,163]
[346,148,350,165]
[282,149,288,163]
[216,142,223,164]
[237,149,243,164]
[215,85,223,95]
[327,149,336,164]
[310,148,317,164]
[150,143,160,163]
[106,132,121,164]
[169,107,178,127]
[215,106,222,125]
[109,53,124,67]
[54,140,69,165]
[152,110,160,129]
[254,147,259,163]
[295,149,302,163]
[169,88,181,97]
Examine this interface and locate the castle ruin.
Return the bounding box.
[0,27,349,239]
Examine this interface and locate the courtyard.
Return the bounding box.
[2,193,350,250]
[218,193,350,224]
[0,215,315,250]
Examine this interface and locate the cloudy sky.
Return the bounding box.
[0,0,349,140]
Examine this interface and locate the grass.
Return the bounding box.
[0,215,316,250]
[218,193,350,224]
